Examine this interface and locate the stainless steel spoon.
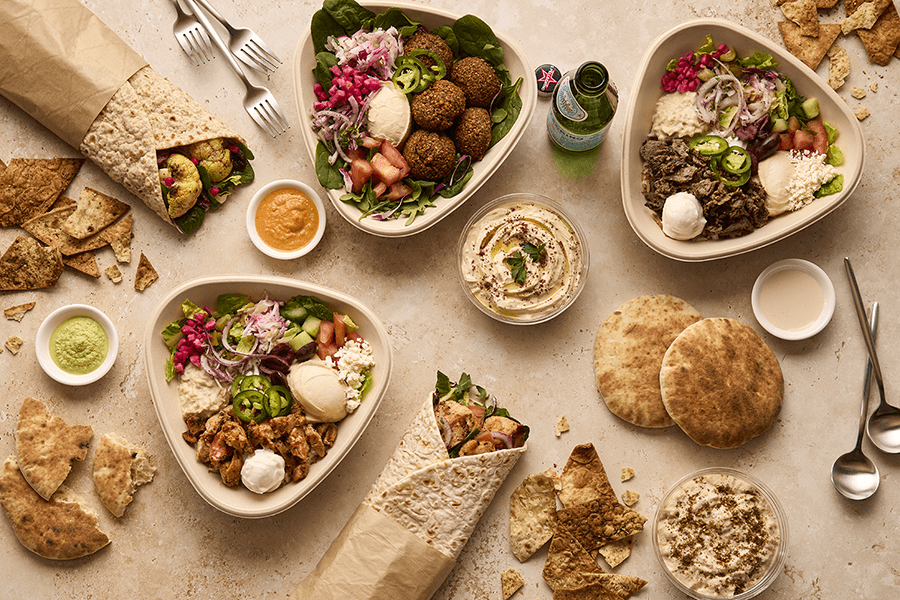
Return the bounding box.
[832,301,879,500]
[845,257,900,453]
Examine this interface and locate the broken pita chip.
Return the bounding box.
[778,21,842,70]
[15,397,93,500]
[63,252,101,279]
[557,443,616,508]
[621,490,639,506]
[598,537,633,569]
[555,495,647,552]
[856,2,900,65]
[105,264,123,283]
[134,252,159,291]
[99,213,133,263]
[0,158,5,174]
[61,187,129,239]
[0,158,83,227]
[4,302,36,321]
[842,1,881,34]
[855,106,871,120]
[501,568,524,599]
[510,472,557,561]
[555,415,570,437]
[851,86,867,98]
[0,237,64,290]
[817,0,840,6]
[781,0,819,36]
[5,336,23,354]
[21,204,109,256]
[827,44,851,90]
[620,468,634,482]
[543,528,606,591]
[553,583,620,600]
[870,80,879,92]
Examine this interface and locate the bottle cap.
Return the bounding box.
[535,64,562,97]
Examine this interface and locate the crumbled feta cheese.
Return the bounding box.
[786,150,837,211]
[326,339,375,411]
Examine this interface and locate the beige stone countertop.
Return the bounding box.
[2,0,899,598]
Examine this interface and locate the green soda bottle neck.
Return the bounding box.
[573,62,609,96]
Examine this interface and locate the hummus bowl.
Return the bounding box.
[652,467,789,600]
[292,1,537,238]
[621,19,865,262]
[144,275,393,518]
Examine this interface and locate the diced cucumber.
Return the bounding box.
[342,314,359,332]
[771,118,788,133]
[800,97,819,120]
[282,305,308,323]
[302,315,322,337]
[288,331,314,351]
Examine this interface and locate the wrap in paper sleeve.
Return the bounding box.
[0,0,249,229]
[290,396,526,600]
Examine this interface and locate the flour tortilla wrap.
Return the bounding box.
[0,0,247,228]
[291,396,526,600]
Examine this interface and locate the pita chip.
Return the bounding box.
[553,583,620,600]
[501,568,524,599]
[15,397,93,500]
[842,1,882,34]
[555,495,647,552]
[510,472,557,561]
[93,433,156,517]
[61,187,129,239]
[827,44,851,90]
[134,252,159,291]
[0,158,5,174]
[0,158,83,227]
[781,0,819,36]
[63,252,101,278]
[543,528,607,591]
[0,237,64,291]
[5,336,23,354]
[778,21,842,70]
[105,264,123,283]
[0,456,109,560]
[99,213,133,263]
[21,204,110,256]
[856,2,900,65]
[557,443,616,508]
[598,537,633,569]
[4,302,35,321]
[817,0,841,6]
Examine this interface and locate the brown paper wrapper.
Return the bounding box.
[289,505,456,600]
[0,0,146,148]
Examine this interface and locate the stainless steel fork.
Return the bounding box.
[181,0,289,136]
[191,0,282,75]
[171,0,214,66]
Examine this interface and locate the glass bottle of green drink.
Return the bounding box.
[547,61,618,152]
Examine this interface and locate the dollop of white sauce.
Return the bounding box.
[662,192,706,240]
[240,449,285,494]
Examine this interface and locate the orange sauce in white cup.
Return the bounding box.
[255,188,319,252]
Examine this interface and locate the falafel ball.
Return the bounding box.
[453,107,492,160]
[404,30,454,76]
[411,79,465,131]
[403,129,457,181]
[449,56,501,108]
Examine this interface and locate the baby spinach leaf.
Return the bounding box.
[311,9,344,54]
[315,142,346,189]
[314,52,339,90]
[323,0,376,34]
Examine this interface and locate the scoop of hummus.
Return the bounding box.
[662,192,706,240]
[757,152,795,217]
[178,363,228,419]
[286,358,348,423]
[366,82,412,146]
[649,92,706,140]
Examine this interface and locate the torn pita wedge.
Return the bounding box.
[781,0,819,37]
[63,251,101,278]
[856,2,900,65]
[92,433,156,517]
[15,397,93,500]
[134,252,159,291]
[555,494,647,552]
[553,583,622,600]
[510,471,557,561]
[0,158,83,227]
[61,187,129,239]
[557,443,617,508]
[598,537,633,569]
[777,21,842,70]
[543,529,647,597]
[501,569,524,599]
[0,236,64,291]
[99,213,133,263]
[0,456,110,560]
[21,203,110,256]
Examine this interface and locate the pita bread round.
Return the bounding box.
[593,295,703,428]
[0,456,109,560]
[660,318,784,449]
[92,433,156,518]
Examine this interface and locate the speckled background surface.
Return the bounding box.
[1,1,899,599]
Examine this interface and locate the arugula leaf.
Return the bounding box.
[505,251,527,285]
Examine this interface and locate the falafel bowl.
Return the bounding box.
[293,0,536,237]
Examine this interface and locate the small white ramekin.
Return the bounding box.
[246,179,326,259]
[751,258,836,340]
[36,304,118,385]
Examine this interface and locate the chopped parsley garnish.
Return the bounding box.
[505,242,546,285]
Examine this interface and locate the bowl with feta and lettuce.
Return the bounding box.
[144,275,392,518]
[621,19,865,262]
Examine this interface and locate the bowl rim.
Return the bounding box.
[456,193,591,325]
[246,179,326,259]
[291,0,537,238]
[35,304,118,386]
[652,466,790,600]
[621,18,866,262]
[142,275,393,518]
[751,258,836,340]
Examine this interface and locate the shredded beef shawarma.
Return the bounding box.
[640,139,769,239]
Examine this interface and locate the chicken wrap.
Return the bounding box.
[290,372,528,600]
[0,0,254,234]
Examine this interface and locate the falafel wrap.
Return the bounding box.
[290,373,528,600]
[0,0,253,233]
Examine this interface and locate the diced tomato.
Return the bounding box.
[373,181,388,197]
[370,153,402,186]
[317,320,335,344]
[333,314,346,347]
[387,181,412,201]
[380,140,410,177]
[360,136,381,149]
[787,116,802,134]
[793,129,815,151]
[779,133,793,151]
[347,331,364,342]
[316,341,339,361]
[349,159,374,193]
[346,147,366,161]
[807,119,827,155]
